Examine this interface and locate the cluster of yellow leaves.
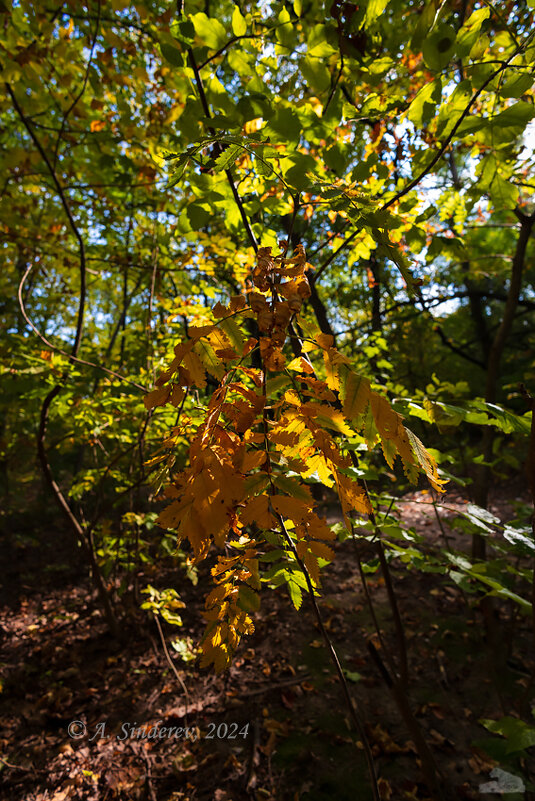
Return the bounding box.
[200,550,259,671]
[250,243,311,371]
[144,243,445,671]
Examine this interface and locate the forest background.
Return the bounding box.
[1,0,535,799]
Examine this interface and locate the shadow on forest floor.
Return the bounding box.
[0,482,534,801]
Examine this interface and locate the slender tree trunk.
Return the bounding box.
[472,210,534,558]
[308,279,337,342]
[370,256,382,334]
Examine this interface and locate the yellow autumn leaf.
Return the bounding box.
[169,385,185,407]
[304,549,320,586]
[143,384,171,410]
[300,452,334,487]
[241,449,266,473]
[308,541,335,561]
[286,355,314,373]
[315,333,334,349]
[322,347,350,391]
[335,471,372,527]
[240,494,277,529]
[370,392,402,440]
[271,494,312,523]
[182,350,206,387]
[341,369,371,421]
[405,428,447,492]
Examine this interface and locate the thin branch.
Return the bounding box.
[323,52,344,115]
[187,49,258,253]
[313,36,534,282]
[153,613,190,724]
[18,265,147,392]
[275,513,380,801]
[198,33,264,68]
[485,210,535,401]
[7,81,86,357]
[53,0,101,168]
[425,310,487,368]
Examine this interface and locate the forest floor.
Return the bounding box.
[0,482,534,801]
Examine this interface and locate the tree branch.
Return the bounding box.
[187,49,258,253]
[53,0,101,168]
[485,210,535,402]
[18,265,147,392]
[7,81,87,358]
[313,38,533,281]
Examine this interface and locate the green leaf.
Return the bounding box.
[276,7,294,48]
[265,107,302,142]
[407,77,442,127]
[463,503,499,532]
[191,12,227,50]
[160,41,183,67]
[255,147,274,176]
[228,48,252,75]
[187,203,211,229]
[422,25,457,71]
[273,475,313,502]
[456,115,488,137]
[435,80,471,137]
[467,571,531,611]
[342,669,362,683]
[167,159,190,188]
[503,526,535,553]
[301,55,331,93]
[231,6,247,37]
[476,154,519,210]
[213,143,242,172]
[411,1,438,49]
[364,0,391,28]
[259,549,286,563]
[238,584,260,612]
[471,402,532,434]
[489,172,519,211]
[175,18,196,45]
[287,573,303,610]
[481,717,535,754]
[283,153,316,190]
[456,7,490,58]
[493,101,535,128]
[501,72,534,99]
[307,24,337,57]
[371,228,416,292]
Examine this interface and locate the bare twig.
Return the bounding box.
[239,674,312,697]
[187,49,258,253]
[53,0,102,168]
[519,383,535,644]
[323,52,344,115]
[8,79,122,635]
[153,613,190,724]
[17,264,147,392]
[7,82,87,356]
